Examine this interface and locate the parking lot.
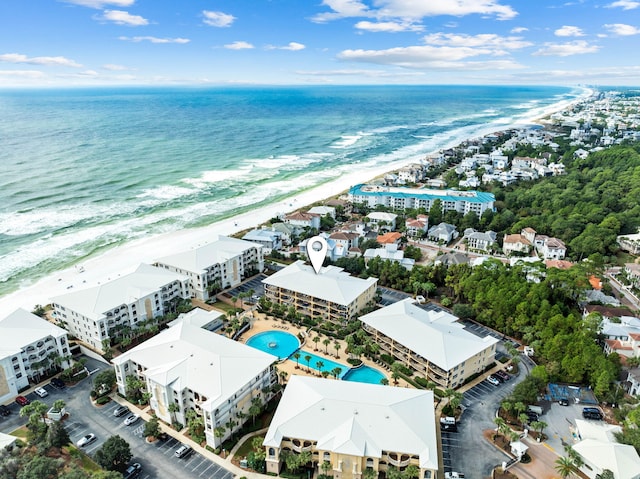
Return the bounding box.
[1,357,235,479]
[226,274,266,303]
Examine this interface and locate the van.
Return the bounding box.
[527,405,543,415]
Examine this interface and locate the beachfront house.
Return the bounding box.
[242,228,284,253]
[262,260,377,323]
[348,184,495,218]
[359,298,499,389]
[154,235,263,301]
[112,311,277,449]
[51,263,189,353]
[283,211,321,234]
[308,205,336,219]
[0,309,71,405]
[263,376,438,479]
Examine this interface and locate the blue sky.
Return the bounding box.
[1,0,639,86]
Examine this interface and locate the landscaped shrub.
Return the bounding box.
[346,358,362,366]
[95,396,111,405]
[381,354,395,365]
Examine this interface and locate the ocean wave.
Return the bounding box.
[330,134,365,149]
[182,168,250,188]
[136,184,197,202]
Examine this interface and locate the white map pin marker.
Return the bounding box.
[307,236,328,274]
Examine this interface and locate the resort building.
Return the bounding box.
[51,264,189,353]
[154,235,263,301]
[262,261,378,322]
[112,310,277,449]
[618,231,640,255]
[0,309,71,405]
[263,376,438,479]
[572,419,640,479]
[348,183,495,218]
[359,299,499,389]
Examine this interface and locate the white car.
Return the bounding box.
[486,376,500,386]
[76,433,97,448]
[123,413,140,426]
[34,387,48,398]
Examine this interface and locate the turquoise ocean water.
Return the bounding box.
[0,85,579,297]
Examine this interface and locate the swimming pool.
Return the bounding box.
[245,330,386,384]
[342,365,387,385]
[246,330,300,360]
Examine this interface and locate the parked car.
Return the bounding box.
[123,462,142,479]
[0,405,10,417]
[175,444,192,458]
[15,396,30,406]
[123,413,140,426]
[494,370,510,381]
[486,375,500,386]
[582,407,603,420]
[444,473,465,479]
[34,387,48,398]
[76,433,97,448]
[50,377,65,389]
[113,405,129,417]
[558,398,569,406]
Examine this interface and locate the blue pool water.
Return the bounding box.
[245,330,386,384]
[342,365,387,385]
[246,330,300,360]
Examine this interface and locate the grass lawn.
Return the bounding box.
[10,426,29,439]
[233,435,258,460]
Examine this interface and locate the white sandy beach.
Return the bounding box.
[0,88,593,314]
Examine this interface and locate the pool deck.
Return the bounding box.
[239,312,405,386]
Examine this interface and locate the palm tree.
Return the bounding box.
[323,338,331,354]
[564,445,584,469]
[494,417,508,435]
[332,367,342,379]
[596,470,615,479]
[555,456,579,479]
[334,341,341,358]
[293,352,301,369]
[304,354,312,372]
[168,402,180,424]
[316,360,324,375]
[313,335,321,351]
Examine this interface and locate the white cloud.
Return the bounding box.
[0,70,45,78]
[423,32,532,50]
[224,41,254,50]
[554,25,585,37]
[533,40,600,56]
[61,0,135,8]
[0,53,82,67]
[101,9,148,26]
[511,26,528,33]
[202,10,235,27]
[606,0,640,9]
[265,42,306,51]
[119,36,190,43]
[313,0,517,22]
[102,63,128,70]
[603,23,640,35]
[355,20,424,32]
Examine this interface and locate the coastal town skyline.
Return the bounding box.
[1,0,640,87]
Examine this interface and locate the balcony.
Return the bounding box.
[386,454,411,468]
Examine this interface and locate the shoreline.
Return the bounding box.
[0,87,594,314]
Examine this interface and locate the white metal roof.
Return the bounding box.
[0,308,67,358]
[262,260,377,306]
[155,235,261,273]
[359,299,498,371]
[51,264,187,321]
[263,376,438,470]
[574,439,640,479]
[112,314,275,411]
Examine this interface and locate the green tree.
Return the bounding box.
[186,409,205,444]
[16,455,60,479]
[143,415,161,439]
[125,374,145,403]
[249,398,262,426]
[93,369,116,393]
[313,335,321,351]
[168,402,180,424]
[94,435,132,472]
[90,471,125,479]
[429,199,443,226]
[323,338,331,354]
[293,352,301,369]
[595,470,615,479]
[391,362,403,385]
[45,420,70,449]
[554,456,579,479]
[304,354,312,372]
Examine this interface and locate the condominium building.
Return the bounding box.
[51,264,189,353]
[0,309,71,404]
[154,235,263,300]
[263,376,438,479]
[359,299,498,389]
[112,310,277,448]
[262,261,378,322]
[348,183,495,218]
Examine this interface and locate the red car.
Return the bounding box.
[15,395,30,406]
